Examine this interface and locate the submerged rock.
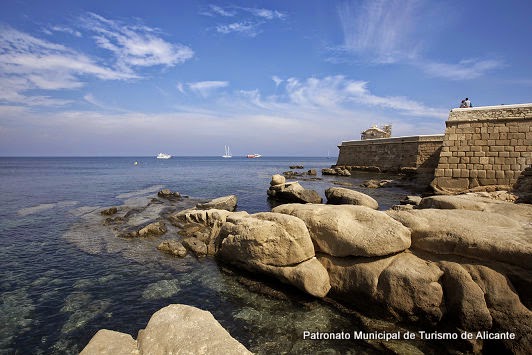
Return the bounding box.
[100,207,118,216]
[325,187,379,209]
[157,189,181,200]
[273,204,411,257]
[157,240,187,257]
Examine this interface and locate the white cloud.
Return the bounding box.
[272,76,283,87]
[206,5,286,37]
[47,26,82,37]
[208,5,236,17]
[421,58,504,80]
[188,80,229,97]
[0,26,135,106]
[176,81,185,94]
[337,0,420,63]
[82,13,194,69]
[216,22,259,37]
[243,8,286,20]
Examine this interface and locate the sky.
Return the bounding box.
[0,0,531,156]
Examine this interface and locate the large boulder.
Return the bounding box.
[319,252,444,323]
[439,261,492,330]
[273,204,411,257]
[218,212,330,297]
[325,187,379,209]
[80,329,138,355]
[196,195,238,211]
[387,208,532,268]
[81,305,252,355]
[270,182,322,204]
[218,212,315,267]
[137,304,252,355]
[463,265,532,354]
[418,195,487,211]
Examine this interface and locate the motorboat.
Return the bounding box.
[156,153,172,159]
[246,154,262,158]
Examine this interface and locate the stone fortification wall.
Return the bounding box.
[336,135,444,173]
[431,104,532,193]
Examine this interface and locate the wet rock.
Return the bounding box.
[196,195,238,212]
[80,329,137,355]
[322,167,350,176]
[325,187,379,209]
[169,208,248,226]
[157,240,187,257]
[289,165,304,169]
[307,169,317,176]
[100,207,118,216]
[268,181,322,204]
[157,189,181,200]
[138,221,167,237]
[400,196,422,206]
[181,237,207,257]
[273,204,411,257]
[361,179,393,188]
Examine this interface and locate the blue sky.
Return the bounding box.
[0,0,530,156]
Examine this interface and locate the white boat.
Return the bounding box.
[156,153,172,159]
[222,145,232,158]
[246,154,261,158]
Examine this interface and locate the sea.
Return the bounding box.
[0,156,415,354]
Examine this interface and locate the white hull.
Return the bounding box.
[156,153,172,159]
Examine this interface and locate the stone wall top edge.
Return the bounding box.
[340,134,444,146]
[450,103,532,112]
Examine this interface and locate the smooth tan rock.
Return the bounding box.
[439,261,492,330]
[387,209,532,268]
[325,187,379,209]
[376,253,444,323]
[273,204,411,257]
[80,329,138,355]
[219,212,315,267]
[274,182,323,204]
[463,265,532,354]
[418,195,488,210]
[319,252,443,323]
[196,195,238,211]
[181,237,207,257]
[258,257,331,298]
[270,174,286,186]
[137,304,252,355]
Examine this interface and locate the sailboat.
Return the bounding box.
[222,145,232,158]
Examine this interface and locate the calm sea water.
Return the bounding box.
[0,157,413,354]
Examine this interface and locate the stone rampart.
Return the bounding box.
[431,104,532,193]
[336,135,444,173]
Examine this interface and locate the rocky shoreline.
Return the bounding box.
[81,172,531,354]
